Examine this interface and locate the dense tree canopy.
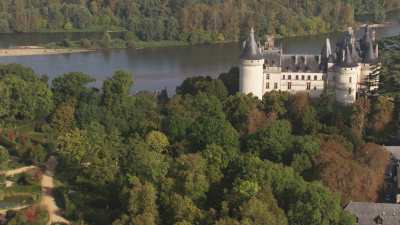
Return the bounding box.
[0,0,397,43]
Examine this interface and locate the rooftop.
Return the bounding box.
[240,27,263,60]
[384,146,400,161]
[345,202,400,225]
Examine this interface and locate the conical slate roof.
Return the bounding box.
[321,38,335,63]
[361,25,378,63]
[365,40,378,63]
[240,28,263,60]
[341,44,358,67]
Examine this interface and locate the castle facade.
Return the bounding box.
[239,26,379,104]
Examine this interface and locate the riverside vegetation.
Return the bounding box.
[0,35,399,225]
[0,0,399,48]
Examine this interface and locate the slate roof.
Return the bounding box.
[240,28,263,60]
[345,202,400,225]
[263,50,282,67]
[280,55,322,72]
[360,25,379,64]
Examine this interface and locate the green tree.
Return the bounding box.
[246,120,293,162]
[0,147,9,171]
[177,76,228,101]
[51,72,94,104]
[145,130,170,153]
[1,75,53,120]
[172,153,210,201]
[102,70,134,109]
[51,99,76,134]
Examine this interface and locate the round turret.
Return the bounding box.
[335,65,359,105]
[239,28,265,99]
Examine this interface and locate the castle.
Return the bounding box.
[239,26,380,104]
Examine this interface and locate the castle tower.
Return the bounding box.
[239,28,265,99]
[335,42,359,105]
[359,25,379,91]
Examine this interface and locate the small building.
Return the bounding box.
[345,202,400,225]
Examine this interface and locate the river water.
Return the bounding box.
[0,23,399,93]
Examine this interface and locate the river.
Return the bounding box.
[0,23,399,93]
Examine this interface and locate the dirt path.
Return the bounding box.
[1,157,70,224]
[40,156,69,225]
[0,165,38,177]
[0,48,94,57]
[0,205,30,214]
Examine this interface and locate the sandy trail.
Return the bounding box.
[40,156,69,225]
[0,165,38,176]
[1,158,69,224]
[0,47,94,57]
[0,205,30,214]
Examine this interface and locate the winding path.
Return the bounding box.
[40,156,70,225]
[1,157,70,225]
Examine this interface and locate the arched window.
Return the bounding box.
[314,75,317,80]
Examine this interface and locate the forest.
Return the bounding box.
[0,0,399,45]
[0,34,399,224]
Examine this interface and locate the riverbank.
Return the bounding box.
[0,46,95,57]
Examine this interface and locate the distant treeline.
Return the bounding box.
[0,0,398,44]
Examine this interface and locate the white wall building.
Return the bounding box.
[239,27,380,104]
